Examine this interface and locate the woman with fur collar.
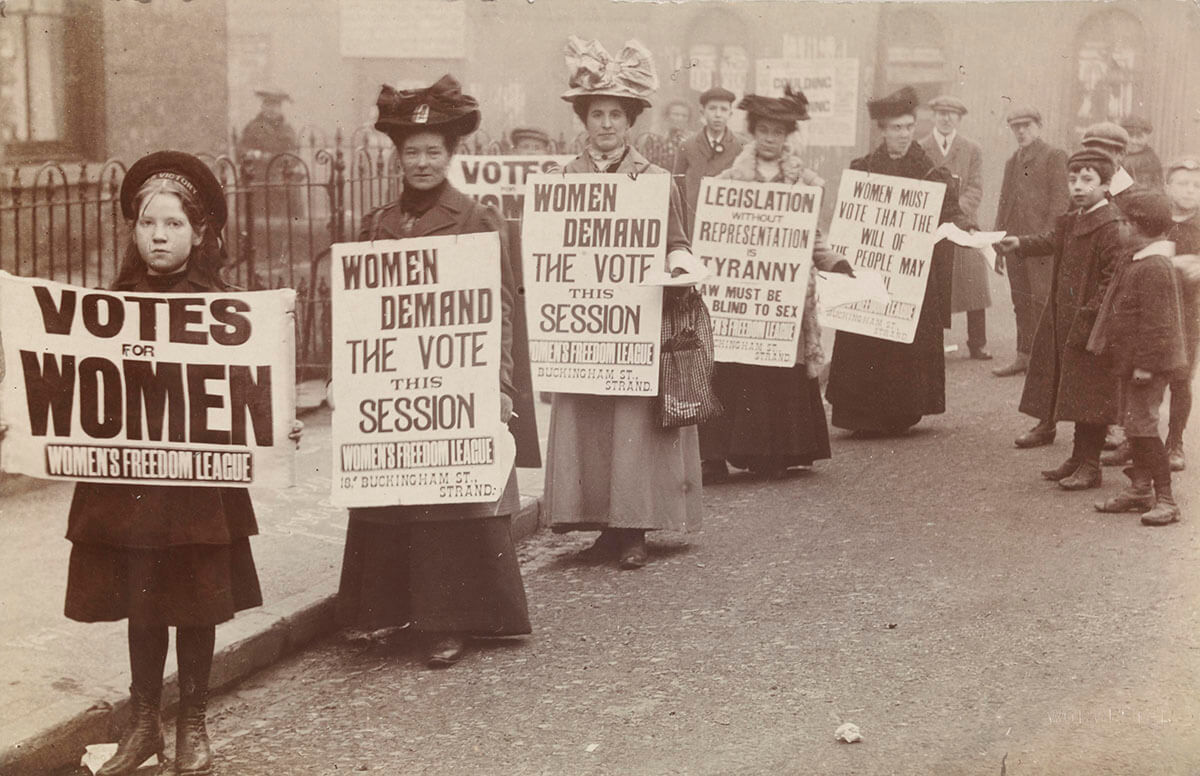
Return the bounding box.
[700,88,854,483]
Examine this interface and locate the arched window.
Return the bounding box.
[1072,9,1145,134]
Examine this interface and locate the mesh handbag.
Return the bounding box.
[658,287,723,428]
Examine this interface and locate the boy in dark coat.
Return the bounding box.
[1089,191,1188,525]
[995,148,1125,490]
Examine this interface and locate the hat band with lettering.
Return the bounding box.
[146,171,201,200]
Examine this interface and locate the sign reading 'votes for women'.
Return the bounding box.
[521,173,669,396]
[691,178,822,366]
[330,233,515,508]
[0,272,297,488]
[446,155,575,220]
[821,170,946,344]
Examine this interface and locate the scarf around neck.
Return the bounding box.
[586,142,629,173]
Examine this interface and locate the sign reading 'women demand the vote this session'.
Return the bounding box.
[330,233,515,508]
[521,173,669,396]
[0,272,297,488]
[822,170,946,344]
[692,178,822,366]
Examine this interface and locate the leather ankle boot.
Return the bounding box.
[1094,467,1155,513]
[1041,457,1080,481]
[1058,462,1102,490]
[1167,441,1186,472]
[1141,494,1181,526]
[174,677,213,775]
[1015,419,1056,448]
[617,529,648,570]
[96,684,164,775]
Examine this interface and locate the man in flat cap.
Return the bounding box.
[239,86,299,161]
[993,106,1070,388]
[238,86,301,223]
[510,127,553,154]
[674,86,742,232]
[1120,116,1163,190]
[920,95,991,360]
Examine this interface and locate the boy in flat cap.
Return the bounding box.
[1120,116,1164,190]
[995,148,1125,491]
[993,106,1070,386]
[674,86,742,233]
[920,95,991,360]
[510,127,553,154]
[1089,190,1187,525]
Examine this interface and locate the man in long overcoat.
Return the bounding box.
[993,107,1070,385]
[919,95,991,359]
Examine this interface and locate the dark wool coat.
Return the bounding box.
[673,128,743,234]
[66,264,258,549]
[1088,241,1188,379]
[994,138,1070,236]
[1169,213,1200,357]
[825,142,962,431]
[1017,200,1124,424]
[351,181,521,523]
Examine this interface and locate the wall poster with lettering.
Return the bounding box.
[820,170,946,344]
[446,155,575,220]
[755,58,860,148]
[691,178,822,366]
[520,173,669,396]
[330,233,515,508]
[0,272,296,488]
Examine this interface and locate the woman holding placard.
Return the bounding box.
[335,75,530,669]
[699,88,856,482]
[543,37,703,570]
[56,152,302,775]
[825,86,966,437]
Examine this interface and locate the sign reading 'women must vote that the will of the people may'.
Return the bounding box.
[330,233,515,508]
[521,172,668,396]
[691,178,822,366]
[0,272,297,488]
[821,170,946,344]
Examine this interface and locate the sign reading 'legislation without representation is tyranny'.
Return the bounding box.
[821,170,946,344]
[692,178,822,366]
[521,173,668,396]
[0,272,297,487]
[330,233,514,508]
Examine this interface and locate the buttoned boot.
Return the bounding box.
[1059,424,1104,490]
[1094,466,1154,513]
[1015,418,1056,448]
[1142,439,1182,526]
[97,623,168,775]
[174,626,215,775]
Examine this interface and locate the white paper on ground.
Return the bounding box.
[816,269,890,311]
[935,223,1007,272]
[81,743,156,773]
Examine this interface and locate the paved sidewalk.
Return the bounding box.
[0,393,551,774]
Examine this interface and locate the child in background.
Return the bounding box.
[1089,190,1188,525]
[995,148,1125,490]
[1164,157,1200,471]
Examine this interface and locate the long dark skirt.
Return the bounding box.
[65,539,262,627]
[336,516,531,636]
[700,363,831,469]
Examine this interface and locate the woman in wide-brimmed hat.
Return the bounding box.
[699,87,855,482]
[543,36,703,570]
[54,151,302,776]
[335,74,530,669]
